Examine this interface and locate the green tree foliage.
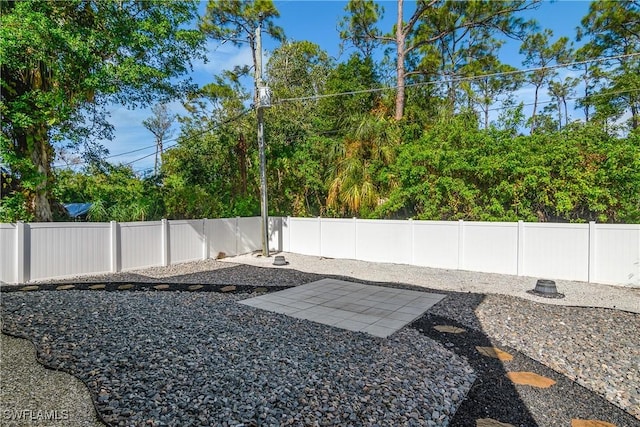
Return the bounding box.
[327,111,401,217]
[263,41,336,216]
[341,0,539,120]
[0,0,204,221]
[162,76,257,219]
[54,164,163,222]
[11,0,639,226]
[520,29,573,133]
[382,117,639,222]
[200,0,284,90]
[577,0,640,130]
[319,54,381,132]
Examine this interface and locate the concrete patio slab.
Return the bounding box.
[239,278,445,338]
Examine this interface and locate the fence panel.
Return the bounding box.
[463,222,519,275]
[2,217,639,286]
[207,218,237,257]
[0,224,16,283]
[593,224,640,285]
[321,218,356,259]
[268,217,284,253]
[523,223,590,281]
[356,219,412,264]
[412,221,459,269]
[237,217,261,254]
[288,217,321,256]
[169,220,205,264]
[120,221,162,271]
[29,222,111,281]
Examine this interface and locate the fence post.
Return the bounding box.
[588,221,596,283]
[409,218,415,265]
[286,216,291,252]
[16,221,29,283]
[457,219,465,270]
[517,220,525,276]
[161,219,169,267]
[353,217,358,260]
[202,219,209,260]
[235,216,240,256]
[318,216,322,257]
[275,217,284,253]
[110,221,120,273]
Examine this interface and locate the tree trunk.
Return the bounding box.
[394,0,406,121]
[483,80,490,130]
[28,126,53,222]
[557,99,562,130]
[531,85,540,134]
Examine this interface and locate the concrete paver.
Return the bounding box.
[239,278,444,338]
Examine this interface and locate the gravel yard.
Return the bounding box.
[2,253,639,426]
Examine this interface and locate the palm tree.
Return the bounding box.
[327,112,400,216]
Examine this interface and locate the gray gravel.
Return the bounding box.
[3,253,639,425]
[473,295,640,420]
[2,291,474,426]
[221,253,640,313]
[0,324,104,427]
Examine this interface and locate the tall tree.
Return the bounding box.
[341,0,539,121]
[200,0,284,102]
[459,41,524,129]
[264,41,336,215]
[166,73,254,217]
[338,0,383,59]
[548,77,577,129]
[520,29,572,133]
[0,0,204,221]
[143,103,176,176]
[577,0,640,130]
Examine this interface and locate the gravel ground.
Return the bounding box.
[2,253,640,426]
[2,291,474,426]
[0,322,104,427]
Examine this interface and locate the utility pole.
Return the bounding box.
[255,14,270,257]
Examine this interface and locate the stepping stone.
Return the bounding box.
[18,286,39,291]
[221,285,236,292]
[571,420,616,427]
[154,285,170,290]
[188,285,203,291]
[434,325,466,334]
[254,287,268,293]
[56,285,75,290]
[89,284,106,290]
[117,284,134,290]
[476,346,514,361]
[506,371,556,388]
[476,419,515,427]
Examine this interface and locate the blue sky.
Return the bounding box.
[78,0,593,173]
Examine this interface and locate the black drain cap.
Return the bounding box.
[527,279,565,299]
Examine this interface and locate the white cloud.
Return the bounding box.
[193,41,254,77]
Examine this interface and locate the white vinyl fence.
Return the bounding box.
[1,216,638,286]
[281,217,640,287]
[0,217,284,284]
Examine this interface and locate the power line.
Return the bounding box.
[486,87,640,113]
[54,108,252,169]
[275,52,640,103]
[121,107,252,167]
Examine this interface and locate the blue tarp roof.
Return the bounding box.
[64,203,92,218]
